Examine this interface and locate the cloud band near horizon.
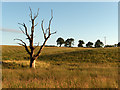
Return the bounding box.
[0,28,22,33]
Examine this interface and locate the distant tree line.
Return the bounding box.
[56,37,120,48]
[56,37,74,47]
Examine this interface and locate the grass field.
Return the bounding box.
[1,45,119,88]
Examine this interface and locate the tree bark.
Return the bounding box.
[30,58,36,68]
[15,8,56,68]
[60,44,61,47]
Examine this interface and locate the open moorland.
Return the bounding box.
[1,45,119,88]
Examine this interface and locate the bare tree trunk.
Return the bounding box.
[30,58,36,68]
[15,8,56,68]
[60,44,61,47]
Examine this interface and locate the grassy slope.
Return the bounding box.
[2,45,94,60]
[1,46,119,88]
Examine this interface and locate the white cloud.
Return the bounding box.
[0,28,22,33]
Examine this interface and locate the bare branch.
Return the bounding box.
[45,28,49,34]
[18,23,24,26]
[14,38,26,45]
[50,31,57,35]
[34,23,38,27]
[14,39,31,55]
[29,7,32,20]
[18,23,31,40]
[34,10,56,58]
[17,43,24,46]
[41,20,46,39]
[19,27,25,35]
[48,9,53,36]
[34,42,39,50]
[34,8,39,20]
[34,39,47,58]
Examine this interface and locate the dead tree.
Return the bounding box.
[14,8,56,68]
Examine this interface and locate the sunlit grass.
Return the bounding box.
[1,46,119,88]
[2,65,118,88]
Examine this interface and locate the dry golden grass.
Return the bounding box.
[1,46,119,88]
[2,60,50,68]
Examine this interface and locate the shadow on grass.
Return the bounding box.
[38,49,118,63]
[2,62,29,69]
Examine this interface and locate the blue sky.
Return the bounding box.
[1,2,118,47]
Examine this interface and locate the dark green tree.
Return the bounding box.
[56,37,64,47]
[118,42,120,47]
[95,39,104,48]
[86,41,93,48]
[78,40,84,47]
[104,45,114,47]
[114,44,118,47]
[64,38,74,47]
